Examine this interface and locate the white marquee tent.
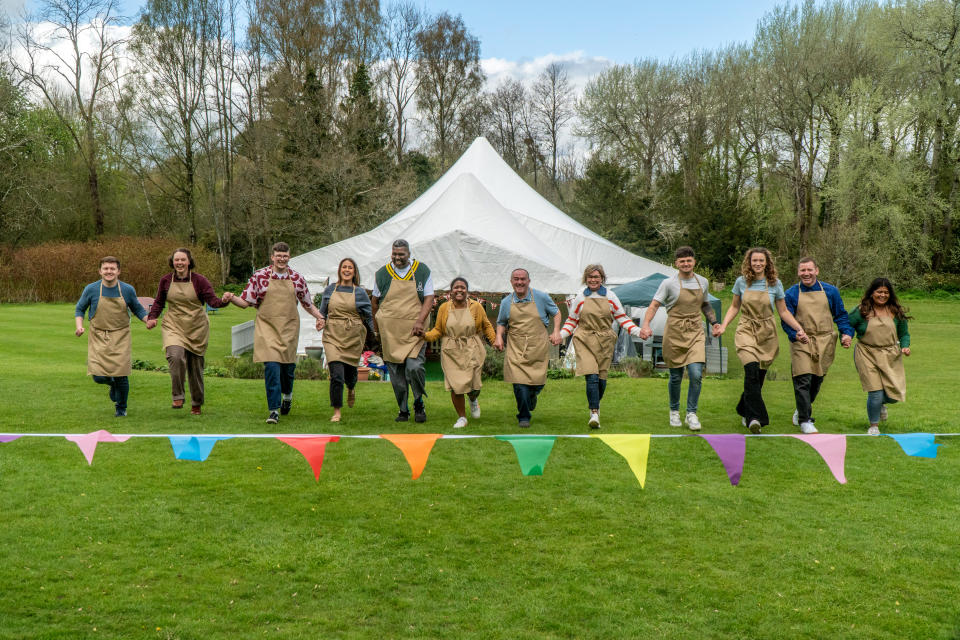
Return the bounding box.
[236,137,676,355]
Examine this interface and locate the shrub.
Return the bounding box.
[481,344,504,380]
[613,357,654,378]
[922,272,960,293]
[0,237,223,302]
[547,368,575,379]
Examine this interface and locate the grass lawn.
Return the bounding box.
[1,299,959,639]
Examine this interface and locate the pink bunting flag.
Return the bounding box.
[0,435,23,443]
[699,434,746,486]
[64,430,131,465]
[789,434,847,484]
[277,436,340,481]
[380,434,443,479]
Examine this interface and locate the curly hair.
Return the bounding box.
[740,247,778,286]
[581,264,606,285]
[859,277,911,320]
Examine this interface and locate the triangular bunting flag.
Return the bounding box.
[278,436,341,481]
[592,434,651,487]
[789,434,847,484]
[495,436,557,476]
[169,436,232,462]
[699,434,746,486]
[379,434,442,479]
[0,435,22,443]
[64,430,131,465]
[886,433,941,458]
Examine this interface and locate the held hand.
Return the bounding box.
[315,317,325,331]
[638,326,652,341]
[711,323,723,338]
[75,327,85,337]
[411,320,425,337]
[222,291,233,303]
[549,332,562,346]
[145,318,157,330]
[493,336,504,351]
[795,328,809,344]
[901,347,911,356]
[840,334,852,349]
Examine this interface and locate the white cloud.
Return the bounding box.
[482,50,613,95]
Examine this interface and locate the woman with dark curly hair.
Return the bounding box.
[714,248,807,433]
[145,248,229,415]
[849,278,911,435]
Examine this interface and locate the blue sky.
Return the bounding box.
[419,0,787,63]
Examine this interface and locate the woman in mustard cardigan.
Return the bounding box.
[424,277,496,428]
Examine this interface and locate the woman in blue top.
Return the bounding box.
[715,248,807,433]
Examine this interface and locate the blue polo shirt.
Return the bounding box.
[497,288,559,327]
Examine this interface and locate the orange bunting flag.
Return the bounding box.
[380,434,443,479]
[278,436,340,481]
[592,434,651,488]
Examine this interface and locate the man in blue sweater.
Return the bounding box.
[75,256,149,416]
[782,257,854,433]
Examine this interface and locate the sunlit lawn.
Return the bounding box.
[0,300,958,639]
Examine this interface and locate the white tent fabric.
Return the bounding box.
[289,136,674,293]
[274,137,674,355]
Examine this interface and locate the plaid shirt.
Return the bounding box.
[240,266,314,308]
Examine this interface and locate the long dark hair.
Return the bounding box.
[337,257,360,286]
[859,277,910,320]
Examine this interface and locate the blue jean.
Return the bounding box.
[668,363,703,413]
[867,390,896,424]
[264,362,296,411]
[93,375,128,410]
[585,374,607,410]
[513,384,544,422]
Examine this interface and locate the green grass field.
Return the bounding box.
[1,300,959,639]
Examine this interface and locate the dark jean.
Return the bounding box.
[513,384,544,422]
[736,362,769,425]
[387,344,427,413]
[329,361,358,408]
[792,373,824,424]
[93,375,129,410]
[668,362,703,413]
[264,362,296,411]
[585,374,607,410]
[867,389,896,424]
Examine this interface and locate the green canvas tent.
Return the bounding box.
[611,273,722,320]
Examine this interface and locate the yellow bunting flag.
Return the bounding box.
[379,434,443,479]
[592,434,651,488]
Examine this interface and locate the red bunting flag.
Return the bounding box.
[278,436,340,481]
[380,434,443,479]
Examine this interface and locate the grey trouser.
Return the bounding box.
[386,344,427,412]
[166,345,205,406]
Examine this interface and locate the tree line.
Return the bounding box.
[1,0,959,290]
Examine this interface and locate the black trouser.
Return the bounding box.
[328,361,358,408]
[736,362,768,425]
[793,373,825,424]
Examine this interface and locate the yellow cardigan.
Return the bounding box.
[425,299,496,344]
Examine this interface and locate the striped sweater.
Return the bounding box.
[560,287,642,339]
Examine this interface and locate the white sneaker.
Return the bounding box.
[799,420,818,434]
[685,412,701,431]
[792,410,799,426]
[879,405,888,422]
[741,416,747,427]
[669,410,682,427]
[469,399,481,418]
[588,412,600,429]
[748,419,762,434]
[453,417,468,429]
[867,425,880,435]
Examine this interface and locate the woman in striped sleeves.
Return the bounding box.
[560,264,643,429]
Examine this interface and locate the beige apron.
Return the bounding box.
[573,295,616,378]
[854,315,906,402]
[162,277,209,356]
[790,283,836,377]
[735,285,779,369]
[503,299,550,385]
[662,281,706,368]
[440,306,484,394]
[87,283,132,377]
[322,288,366,365]
[376,278,424,363]
[253,278,299,364]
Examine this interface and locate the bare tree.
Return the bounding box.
[486,78,527,169]
[531,62,575,190]
[381,1,421,163]
[13,0,126,236]
[415,11,484,170]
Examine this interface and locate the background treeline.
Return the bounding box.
[2,0,960,299]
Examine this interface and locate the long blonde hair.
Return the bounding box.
[740,247,778,286]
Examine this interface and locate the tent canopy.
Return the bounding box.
[289,137,674,295]
[612,273,722,320]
